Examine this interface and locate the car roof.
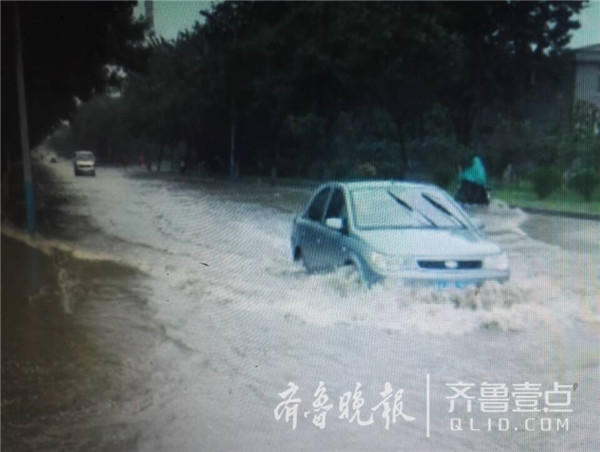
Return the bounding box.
[324,180,439,191]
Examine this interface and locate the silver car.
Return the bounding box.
[73,150,96,176]
[291,181,509,288]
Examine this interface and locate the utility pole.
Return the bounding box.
[14,3,36,234]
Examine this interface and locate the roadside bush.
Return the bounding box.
[530,168,561,199]
[569,170,599,201]
[348,162,377,179]
[487,119,536,176]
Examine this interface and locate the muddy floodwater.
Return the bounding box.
[1,235,161,450]
[2,151,599,451]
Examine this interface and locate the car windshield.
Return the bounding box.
[350,186,469,230]
[76,151,94,160]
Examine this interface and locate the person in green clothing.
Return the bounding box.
[455,155,490,205]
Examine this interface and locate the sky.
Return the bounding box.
[134,1,211,39]
[570,0,600,48]
[135,0,599,48]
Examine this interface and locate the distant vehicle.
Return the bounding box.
[291,181,509,288]
[73,150,96,176]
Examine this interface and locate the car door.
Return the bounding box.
[320,187,351,269]
[297,186,331,270]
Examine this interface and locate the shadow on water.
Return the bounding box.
[1,235,158,451]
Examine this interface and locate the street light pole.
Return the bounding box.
[14,3,36,234]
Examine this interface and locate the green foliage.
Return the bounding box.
[28,1,585,182]
[487,119,537,176]
[281,113,327,175]
[432,168,456,189]
[423,104,455,139]
[530,101,600,174]
[407,104,471,185]
[330,108,404,179]
[409,136,471,185]
[569,170,600,201]
[535,132,569,168]
[570,101,600,170]
[572,100,600,141]
[530,168,562,199]
[2,2,147,159]
[442,1,584,144]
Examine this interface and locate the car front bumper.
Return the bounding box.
[75,165,95,173]
[368,268,509,288]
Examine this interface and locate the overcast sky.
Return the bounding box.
[135,0,599,48]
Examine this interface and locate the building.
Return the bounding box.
[573,43,600,110]
[508,43,600,137]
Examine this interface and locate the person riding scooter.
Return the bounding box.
[455,155,490,205]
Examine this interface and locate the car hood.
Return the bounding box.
[356,228,501,257]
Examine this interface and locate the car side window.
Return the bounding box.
[306,188,330,222]
[325,188,347,221]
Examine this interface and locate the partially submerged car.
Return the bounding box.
[291,181,509,288]
[73,150,96,176]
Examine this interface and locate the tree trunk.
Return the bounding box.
[229,97,236,179]
[157,142,164,172]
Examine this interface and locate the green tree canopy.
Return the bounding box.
[2,1,147,168]
[48,1,586,179]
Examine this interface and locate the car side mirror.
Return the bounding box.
[325,217,344,230]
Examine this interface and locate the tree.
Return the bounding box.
[440,1,584,145]
[2,2,147,182]
[38,1,585,181]
[196,2,465,176]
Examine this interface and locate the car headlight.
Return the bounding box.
[370,252,408,272]
[483,252,509,271]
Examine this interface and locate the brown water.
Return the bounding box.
[1,236,156,451]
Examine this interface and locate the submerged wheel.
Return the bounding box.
[294,247,312,273]
[345,263,364,286]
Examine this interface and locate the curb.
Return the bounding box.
[511,205,600,221]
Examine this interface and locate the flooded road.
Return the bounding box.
[1,235,159,450]
[3,151,599,451]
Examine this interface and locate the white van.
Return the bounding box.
[73,150,96,176]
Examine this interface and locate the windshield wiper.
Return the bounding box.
[421,193,467,228]
[387,190,437,228]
